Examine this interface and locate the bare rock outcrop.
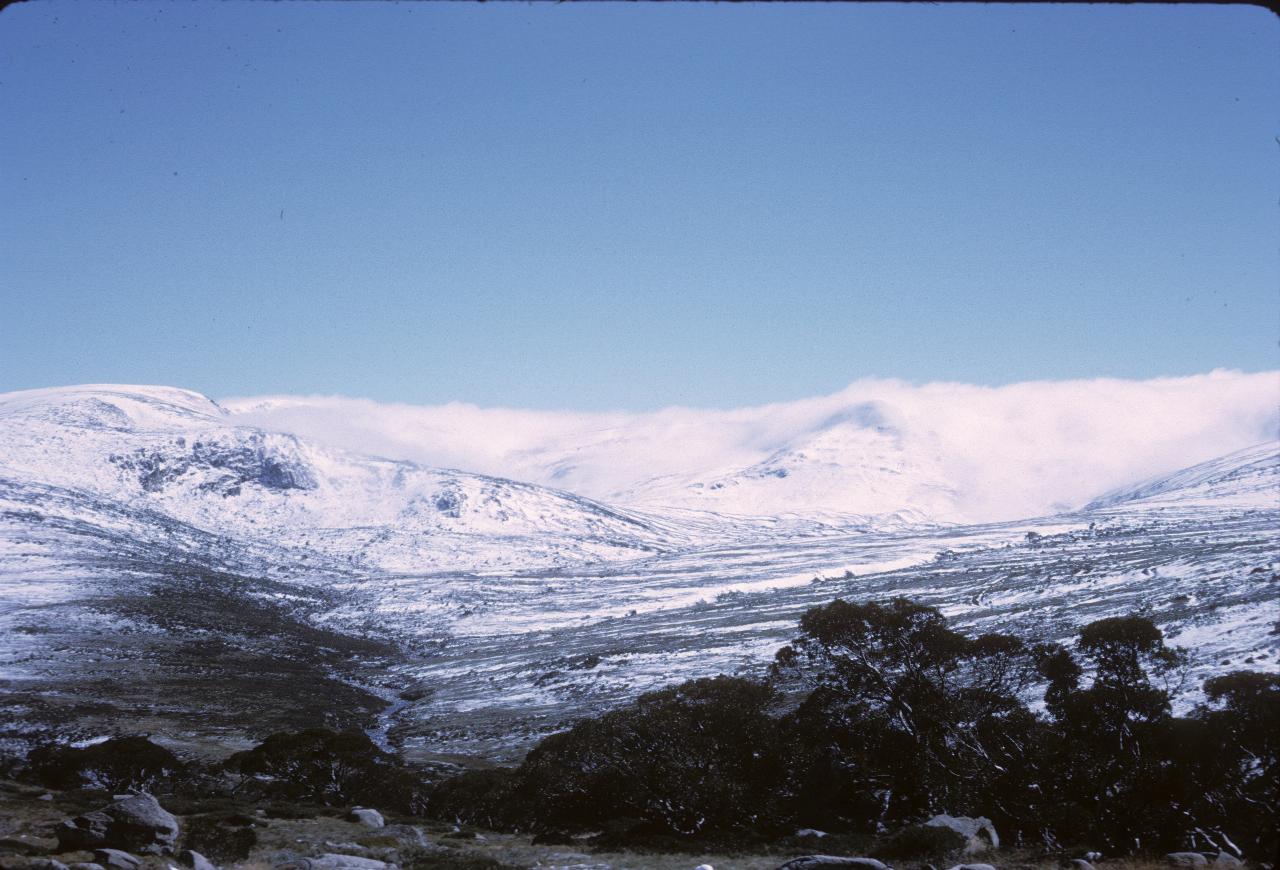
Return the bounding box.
[925,815,999,854]
[55,794,179,855]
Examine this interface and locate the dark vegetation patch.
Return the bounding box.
[224,727,429,815]
[8,727,430,818]
[872,823,968,862]
[4,596,1276,864]
[180,813,260,864]
[105,568,392,659]
[423,599,1280,861]
[427,768,517,831]
[24,735,184,793]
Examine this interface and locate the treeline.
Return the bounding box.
[8,598,1277,861]
[431,599,1279,858]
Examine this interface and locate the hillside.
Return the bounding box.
[0,385,682,574]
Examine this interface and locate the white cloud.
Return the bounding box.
[222,369,1280,523]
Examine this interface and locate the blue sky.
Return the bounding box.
[1,3,1276,411]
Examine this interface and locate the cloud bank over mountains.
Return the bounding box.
[223,370,1279,524]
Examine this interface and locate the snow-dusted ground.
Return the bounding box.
[373,506,1277,761]
[0,385,1276,761]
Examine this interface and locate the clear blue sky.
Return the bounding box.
[1,3,1276,410]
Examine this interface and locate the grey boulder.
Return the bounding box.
[92,851,141,870]
[1166,855,1209,869]
[347,808,385,829]
[312,857,392,870]
[279,857,394,870]
[1212,854,1243,869]
[55,810,113,852]
[57,794,179,854]
[178,850,218,870]
[776,859,892,870]
[927,815,1000,853]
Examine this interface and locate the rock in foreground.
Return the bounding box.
[55,794,179,854]
[776,858,892,870]
[346,808,384,829]
[926,814,999,853]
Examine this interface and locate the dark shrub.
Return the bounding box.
[421,596,1280,859]
[427,767,518,828]
[1192,671,1280,858]
[512,675,785,836]
[180,815,258,864]
[873,824,968,862]
[1040,615,1188,851]
[773,598,1040,831]
[25,736,184,793]
[530,830,576,845]
[224,727,426,814]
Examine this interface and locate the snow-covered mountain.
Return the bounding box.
[616,401,955,523]
[225,393,960,525]
[0,383,1276,762]
[0,385,682,573]
[225,370,1280,523]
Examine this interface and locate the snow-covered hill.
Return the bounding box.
[1085,440,1278,512]
[0,385,682,573]
[0,383,1276,762]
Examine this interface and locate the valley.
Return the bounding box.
[0,386,1276,767]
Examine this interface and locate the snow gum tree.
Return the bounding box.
[772,598,1040,832]
[1038,615,1188,851]
[512,675,784,836]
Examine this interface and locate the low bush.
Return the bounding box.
[180,814,259,864]
[511,675,784,836]
[872,824,968,862]
[24,735,185,793]
[426,597,1279,860]
[224,727,427,814]
[426,767,518,828]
